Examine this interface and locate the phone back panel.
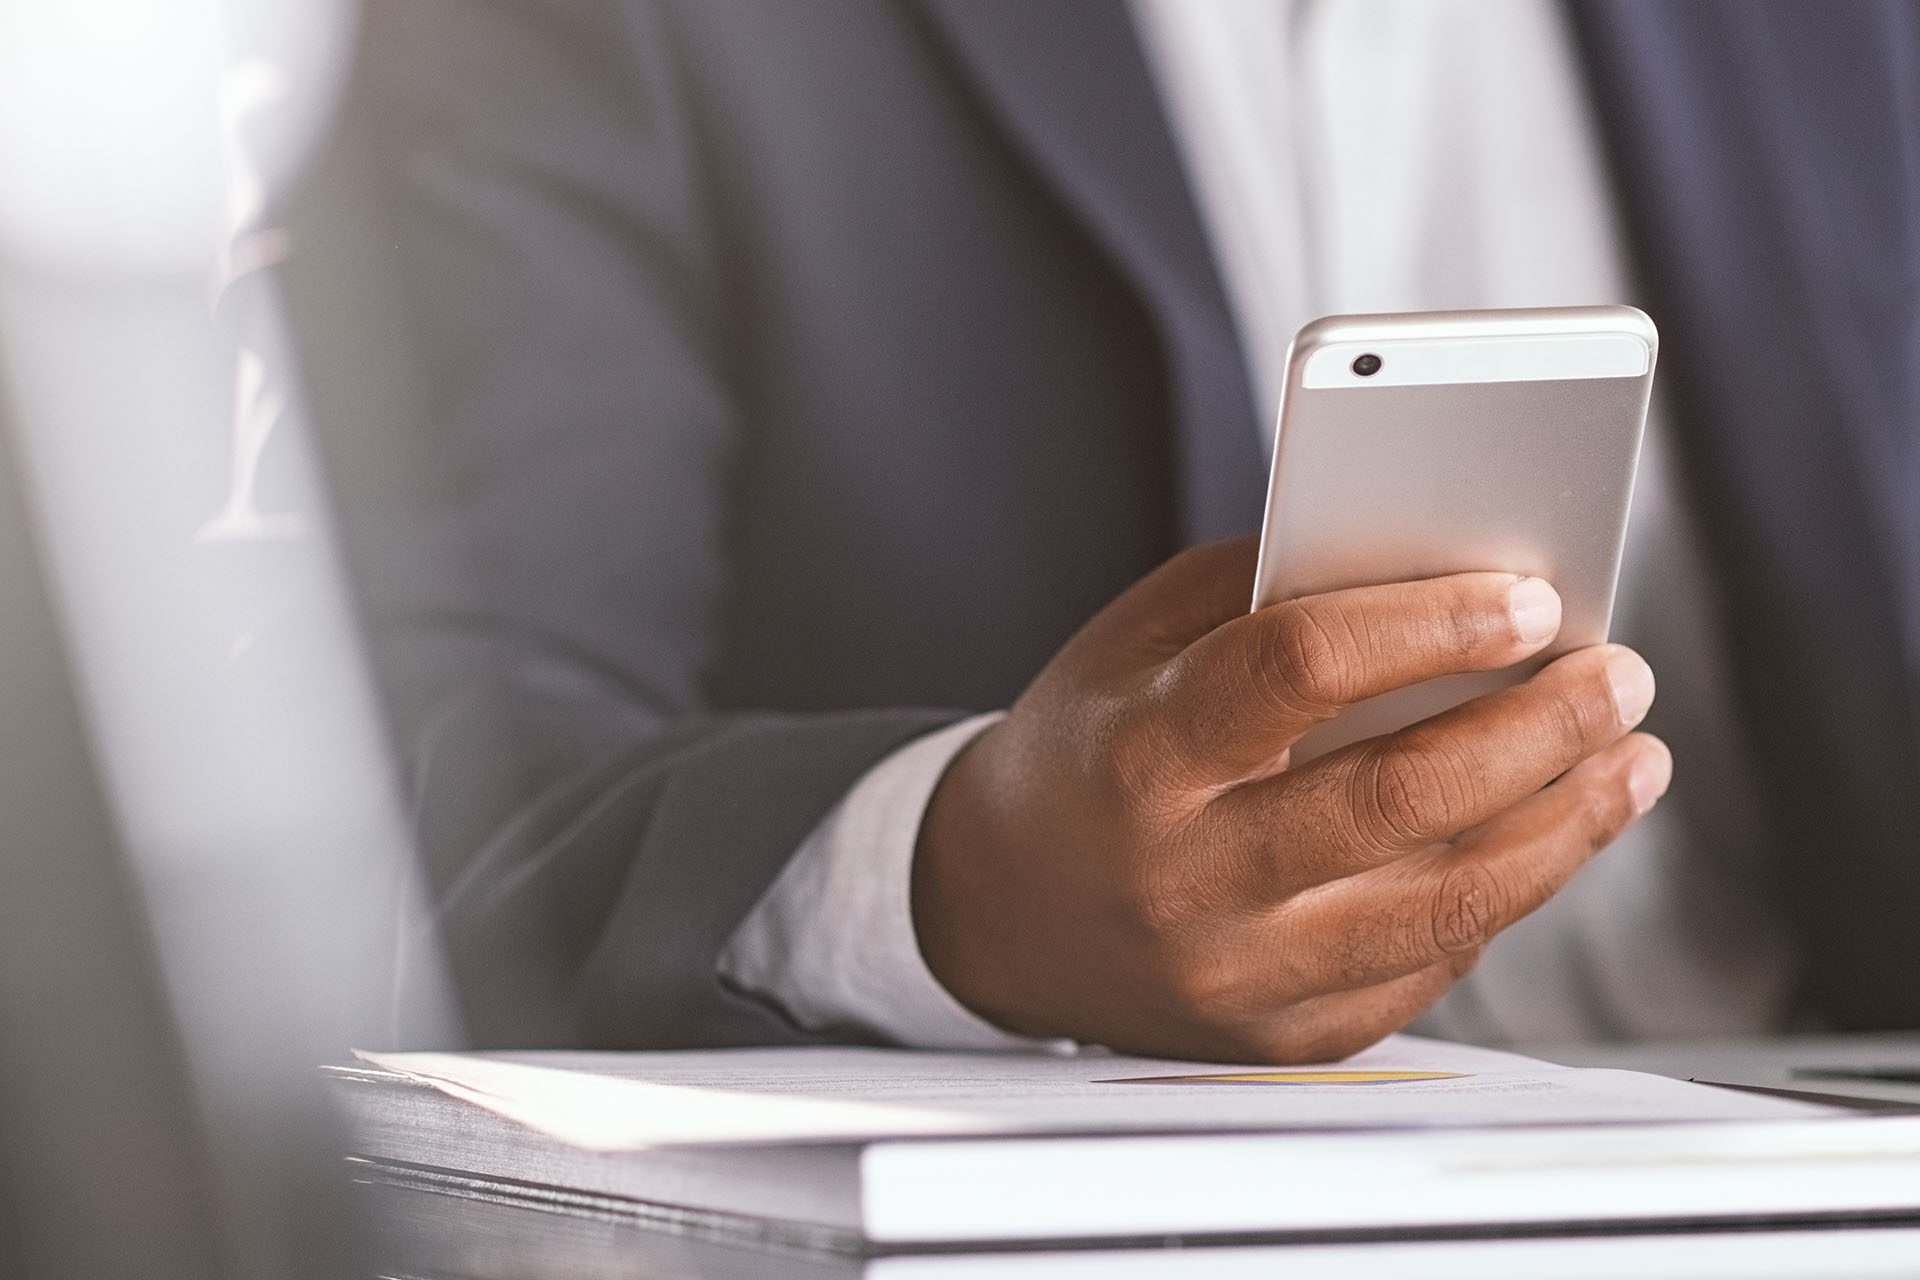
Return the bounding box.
[1251,307,1655,762]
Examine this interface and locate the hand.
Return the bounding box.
[912,537,1670,1062]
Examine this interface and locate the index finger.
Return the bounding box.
[1134,572,1562,787]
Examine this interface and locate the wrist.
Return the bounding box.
[910,722,1047,1037]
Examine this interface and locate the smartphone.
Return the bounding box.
[1250,305,1656,763]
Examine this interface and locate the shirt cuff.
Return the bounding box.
[718,711,1077,1052]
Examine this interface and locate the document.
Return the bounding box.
[356,1034,1815,1150]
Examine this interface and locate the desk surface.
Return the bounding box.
[362,1034,1920,1280]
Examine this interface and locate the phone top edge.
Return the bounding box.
[1287,304,1658,354]
[1283,306,1658,392]
[1298,333,1648,388]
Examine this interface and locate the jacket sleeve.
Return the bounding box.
[286,0,960,1048]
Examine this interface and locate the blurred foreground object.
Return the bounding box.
[0,0,457,1274]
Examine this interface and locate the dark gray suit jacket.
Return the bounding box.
[289,0,1920,1046]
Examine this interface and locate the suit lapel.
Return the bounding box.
[1573,0,1920,1026]
[914,0,1267,542]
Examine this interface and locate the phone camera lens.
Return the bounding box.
[1351,353,1383,377]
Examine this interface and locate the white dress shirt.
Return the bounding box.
[719,0,1793,1049]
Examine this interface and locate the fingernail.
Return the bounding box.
[1606,651,1656,726]
[1628,746,1672,816]
[1508,577,1561,645]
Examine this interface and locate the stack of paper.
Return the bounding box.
[329,1035,1920,1254]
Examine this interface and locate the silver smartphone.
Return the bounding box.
[1251,305,1657,763]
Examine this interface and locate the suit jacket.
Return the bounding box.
[287,0,1920,1047]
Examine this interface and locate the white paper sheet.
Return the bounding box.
[356,1034,1821,1152]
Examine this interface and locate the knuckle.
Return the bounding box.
[1542,663,1620,752]
[1246,1019,1392,1065]
[1124,860,1194,937]
[1155,947,1242,1018]
[1354,739,1473,850]
[1331,906,1429,988]
[1569,768,1637,851]
[1195,816,1285,910]
[1329,922,1401,989]
[1257,605,1355,717]
[1117,874,1248,1011]
[1105,701,1168,790]
[1550,682,1607,750]
[1429,862,1505,955]
[1435,589,1499,662]
[1145,902,1308,1030]
[1102,695,1206,817]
